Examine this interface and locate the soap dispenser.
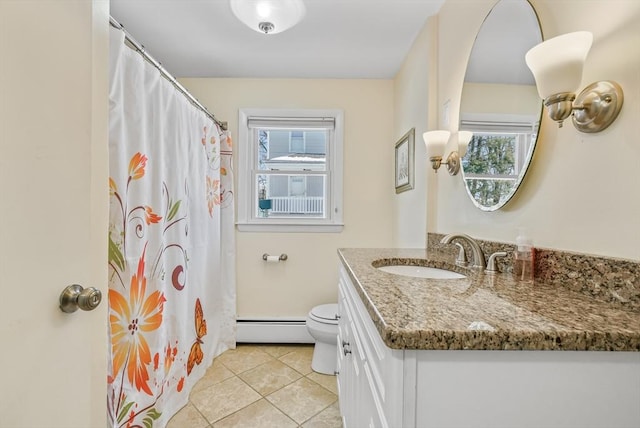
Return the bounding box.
[514,228,534,283]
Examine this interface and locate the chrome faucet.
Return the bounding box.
[440,233,486,270]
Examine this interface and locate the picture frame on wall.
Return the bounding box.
[395,128,415,194]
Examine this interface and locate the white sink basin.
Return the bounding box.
[377,265,466,279]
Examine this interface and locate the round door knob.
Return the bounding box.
[59,284,102,313]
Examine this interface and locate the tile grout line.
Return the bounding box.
[180,344,341,428]
[193,350,303,426]
[297,397,340,427]
[201,359,264,426]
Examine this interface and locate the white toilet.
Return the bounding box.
[306,303,339,375]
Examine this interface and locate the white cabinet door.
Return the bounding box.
[338,268,401,428]
[0,1,108,427]
[338,274,369,428]
[337,285,351,425]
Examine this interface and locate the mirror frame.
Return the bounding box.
[459,0,543,212]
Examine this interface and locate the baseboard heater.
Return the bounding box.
[236,318,314,343]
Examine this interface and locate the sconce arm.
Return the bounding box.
[429,151,460,175]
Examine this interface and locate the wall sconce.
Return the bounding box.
[525,31,624,133]
[423,131,473,175]
[230,0,306,34]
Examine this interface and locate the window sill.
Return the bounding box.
[236,222,344,233]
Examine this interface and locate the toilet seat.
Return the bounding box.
[309,303,338,324]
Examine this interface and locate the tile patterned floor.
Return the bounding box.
[167,344,343,428]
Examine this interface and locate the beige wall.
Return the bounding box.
[460,82,539,117]
[394,0,640,260]
[182,0,640,318]
[1,0,108,423]
[392,16,439,247]
[180,79,395,317]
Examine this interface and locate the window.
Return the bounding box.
[237,108,344,232]
[289,131,305,153]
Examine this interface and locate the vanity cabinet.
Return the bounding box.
[337,266,404,428]
[336,264,640,428]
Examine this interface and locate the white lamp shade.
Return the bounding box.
[525,31,593,99]
[457,131,473,157]
[423,131,450,158]
[230,0,306,34]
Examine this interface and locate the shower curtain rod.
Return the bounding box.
[109,16,227,131]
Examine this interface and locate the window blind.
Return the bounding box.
[247,116,335,130]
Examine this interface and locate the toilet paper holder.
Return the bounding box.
[263,253,288,261]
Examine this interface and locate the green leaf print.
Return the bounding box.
[167,200,181,221]
[108,234,125,272]
[117,400,135,423]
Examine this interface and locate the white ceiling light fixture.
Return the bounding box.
[230,0,306,35]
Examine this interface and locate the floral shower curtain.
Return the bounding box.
[107,27,236,427]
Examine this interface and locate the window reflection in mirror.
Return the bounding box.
[462,130,537,209]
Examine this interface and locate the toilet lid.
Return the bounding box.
[310,303,339,323]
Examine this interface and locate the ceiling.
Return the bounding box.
[109,0,445,79]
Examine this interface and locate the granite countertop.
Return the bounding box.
[338,248,640,351]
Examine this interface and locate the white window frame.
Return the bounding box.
[237,108,344,232]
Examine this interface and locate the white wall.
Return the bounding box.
[395,0,640,260]
[180,78,395,317]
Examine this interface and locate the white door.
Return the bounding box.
[0,1,108,427]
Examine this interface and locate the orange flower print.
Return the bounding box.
[128,152,148,181]
[206,176,220,217]
[153,352,160,371]
[109,177,118,195]
[126,409,135,428]
[109,246,165,395]
[201,127,207,146]
[144,206,162,225]
[164,342,178,377]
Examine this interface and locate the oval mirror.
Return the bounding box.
[459,0,542,211]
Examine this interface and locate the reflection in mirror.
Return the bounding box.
[459,0,542,211]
